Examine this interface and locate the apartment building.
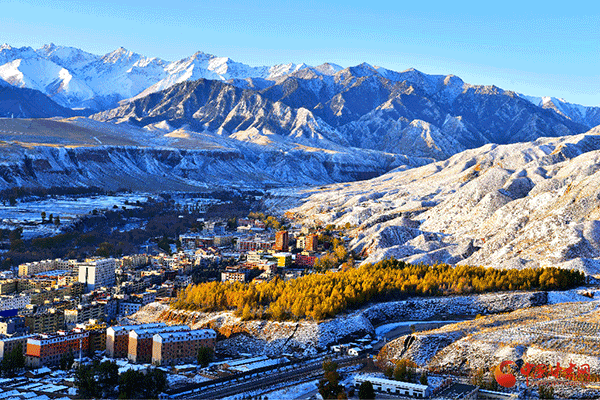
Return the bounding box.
[0,293,30,314]
[151,329,216,366]
[305,234,318,252]
[24,307,65,334]
[246,250,267,265]
[0,279,17,295]
[237,238,275,252]
[221,270,249,283]
[0,316,27,336]
[18,259,68,277]
[273,252,292,267]
[25,329,90,368]
[120,254,149,268]
[274,231,289,252]
[106,322,167,358]
[295,252,317,267]
[78,258,116,292]
[0,334,33,360]
[64,302,105,327]
[128,325,189,364]
[76,320,107,354]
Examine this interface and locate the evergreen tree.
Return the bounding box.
[60,349,75,370]
[358,380,375,399]
[197,346,214,368]
[0,343,24,376]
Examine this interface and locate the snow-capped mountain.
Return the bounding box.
[128,52,308,101]
[1,42,598,136]
[36,43,99,71]
[93,62,589,161]
[73,47,169,109]
[519,94,600,129]
[0,43,313,110]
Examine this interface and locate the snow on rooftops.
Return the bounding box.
[226,356,288,373]
[107,322,166,333]
[153,328,215,342]
[222,355,269,367]
[130,324,189,338]
[0,390,22,399]
[354,374,428,389]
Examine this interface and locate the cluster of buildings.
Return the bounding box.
[3,321,216,369]
[0,216,333,377]
[0,252,199,336]
[180,222,323,284]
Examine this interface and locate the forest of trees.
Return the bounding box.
[172,258,586,321]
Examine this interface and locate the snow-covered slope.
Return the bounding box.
[36,43,99,71]
[0,51,95,108]
[291,127,600,275]
[131,291,545,356]
[76,47,168,109]
[131,52,308,101]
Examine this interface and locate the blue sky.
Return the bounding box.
[2,0,599,105]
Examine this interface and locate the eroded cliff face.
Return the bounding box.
[0,142,413,191]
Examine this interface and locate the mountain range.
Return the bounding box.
[1,43,600,188]
[0,43,310,111]
[3,43,600,273]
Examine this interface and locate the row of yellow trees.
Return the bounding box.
[171,259,585,321]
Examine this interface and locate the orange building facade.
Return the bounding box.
[128,325,190,363]
[275,231,289,252]
[25,329,89,367]
[152,329,216,366]
[106,322,166,358]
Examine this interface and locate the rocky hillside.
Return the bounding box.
[131,291,547,357]
[378,296,600,387]
[290,127,600,275]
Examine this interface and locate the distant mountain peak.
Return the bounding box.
[0,43,12,50]
[102,47,139,64]
[190,50,214,60]
[345,62,378,77]
[42,42,57,51]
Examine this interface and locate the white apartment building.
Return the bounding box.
[78,258,116,292]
